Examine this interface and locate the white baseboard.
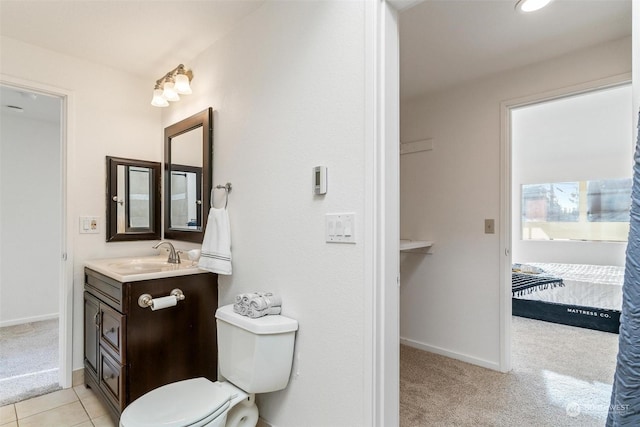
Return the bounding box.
[400,336,501,371]
[0,313,58,328]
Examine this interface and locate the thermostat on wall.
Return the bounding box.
[313,166,327,195]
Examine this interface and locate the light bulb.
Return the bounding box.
[151,89,169,107]
[175,73,192,95]
[162,82,180,102]
[516,0,552,13]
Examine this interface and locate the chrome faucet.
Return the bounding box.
[153,241,181,264]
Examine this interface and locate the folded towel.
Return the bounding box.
[233,292,282,318]
[247,306,282,319]
[235,292,266,304]
[249,294,282,311]
[235,293,254,304]
[198,207,232,275]
[233,303,249,316]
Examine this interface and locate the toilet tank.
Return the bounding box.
[215,304,298,394]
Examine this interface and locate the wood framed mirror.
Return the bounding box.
[106,156,161,242]
[164,108,213,243]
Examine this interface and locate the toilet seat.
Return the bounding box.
[119,378,233,427]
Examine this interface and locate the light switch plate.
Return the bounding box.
[326,213,355,243]
[80,216,99,234]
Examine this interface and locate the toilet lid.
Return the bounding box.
[120,378,232,427]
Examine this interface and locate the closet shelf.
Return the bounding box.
[400,239,433,254]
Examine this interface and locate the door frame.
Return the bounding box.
[365,0,402,425]
[0,74,75,388]
[498,72,632,372]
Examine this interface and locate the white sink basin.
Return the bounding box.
[85,255,205,282]
[107,259,189,274]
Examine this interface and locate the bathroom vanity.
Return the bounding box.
[83,256,218,422]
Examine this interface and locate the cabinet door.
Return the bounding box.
[125,273,218,403]
[84,292,100,378]
[100,304,125,362]
[99,347,126,411]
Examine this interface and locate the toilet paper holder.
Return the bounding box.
[138,289,185,309]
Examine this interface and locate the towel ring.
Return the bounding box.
[212,182,232,209]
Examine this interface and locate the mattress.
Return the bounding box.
[513,262,624,311]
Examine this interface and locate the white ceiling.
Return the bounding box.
[0,0,265,80]
[399,0,632,101]
[0,0,632,114]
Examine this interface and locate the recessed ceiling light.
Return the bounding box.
[516,0,553,13]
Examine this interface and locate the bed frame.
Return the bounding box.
[512,298,621,333]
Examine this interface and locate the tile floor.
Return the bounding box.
[0,385,116,427]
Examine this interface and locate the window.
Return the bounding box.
[587,178,632,222]
[522,182,579,223]
[521,179,631,242]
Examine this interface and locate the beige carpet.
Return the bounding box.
[400,317,619,426]
[0,319,60,405]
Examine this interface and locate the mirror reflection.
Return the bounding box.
[107,156,161,242]
[164,108,212,243]
[117,165,151,230]
[170,127,203,230]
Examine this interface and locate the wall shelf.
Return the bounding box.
[400,239,433,254]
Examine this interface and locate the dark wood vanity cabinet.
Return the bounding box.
[84,268,218,422]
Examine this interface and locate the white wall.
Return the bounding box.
[0,112,60,325]
[0,36,162,370]
[512,84,632,266]
[399,37,632,368]
[161,3,369,425]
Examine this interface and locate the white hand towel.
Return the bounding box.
[198,207,232,275]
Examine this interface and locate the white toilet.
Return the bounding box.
[119,304,298,427]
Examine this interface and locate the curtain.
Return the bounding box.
[608,111,640,425]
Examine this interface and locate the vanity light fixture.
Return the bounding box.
[151,64,193,107]
[515,0,553,13]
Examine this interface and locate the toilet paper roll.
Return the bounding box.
[151,295,177,311]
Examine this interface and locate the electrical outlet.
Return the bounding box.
[485,219,495,234]
[80,216,100,234]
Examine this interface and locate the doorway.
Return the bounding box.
[0,83,68,404]
[501,80,632,422]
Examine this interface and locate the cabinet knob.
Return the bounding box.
[94,312,100,326]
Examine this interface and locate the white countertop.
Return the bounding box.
[85,255,208,282]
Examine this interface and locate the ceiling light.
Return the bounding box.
[151,64,193,107]
[515,0,553,13]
